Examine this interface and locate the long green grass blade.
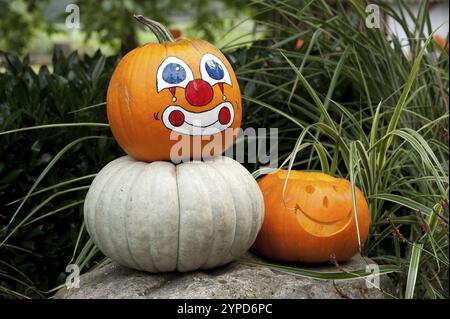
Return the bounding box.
[405,243,424,299]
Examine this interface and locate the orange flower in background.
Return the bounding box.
[295,38,305,50]
[169,28,182,39]
[434,34,449,54]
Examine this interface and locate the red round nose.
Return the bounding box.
[185,79,213,106]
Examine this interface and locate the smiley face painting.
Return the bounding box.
[253,170,371,263]
[107,38,242,162]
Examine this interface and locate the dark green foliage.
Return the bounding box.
[0,49,123,297]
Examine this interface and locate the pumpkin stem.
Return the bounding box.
[133,14,175,43]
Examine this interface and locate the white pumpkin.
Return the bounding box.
[84,155,264,272]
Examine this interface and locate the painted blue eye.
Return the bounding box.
[205,60,224,80]
[162,63,186,84]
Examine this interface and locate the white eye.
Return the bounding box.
[200,53,232,87]
[157,57,194,92]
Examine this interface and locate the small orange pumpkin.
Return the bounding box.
[253,170,371,263]
[107,16,242,162]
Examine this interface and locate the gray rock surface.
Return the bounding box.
[55,253,392,299]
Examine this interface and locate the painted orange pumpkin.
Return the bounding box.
[107,16,242,162]
[253,170,371,263]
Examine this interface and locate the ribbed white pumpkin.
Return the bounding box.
[84,155,264,272]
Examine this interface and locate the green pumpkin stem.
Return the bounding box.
[133,14,175,43]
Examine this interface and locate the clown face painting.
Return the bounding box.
[107,37,242,162]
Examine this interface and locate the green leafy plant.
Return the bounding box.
[235,0,448,299]
[0,49,122,297]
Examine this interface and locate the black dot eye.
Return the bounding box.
[162,63,186,84]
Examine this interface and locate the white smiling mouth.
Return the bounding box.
[184,119,219,128]
[162,102,235,136]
